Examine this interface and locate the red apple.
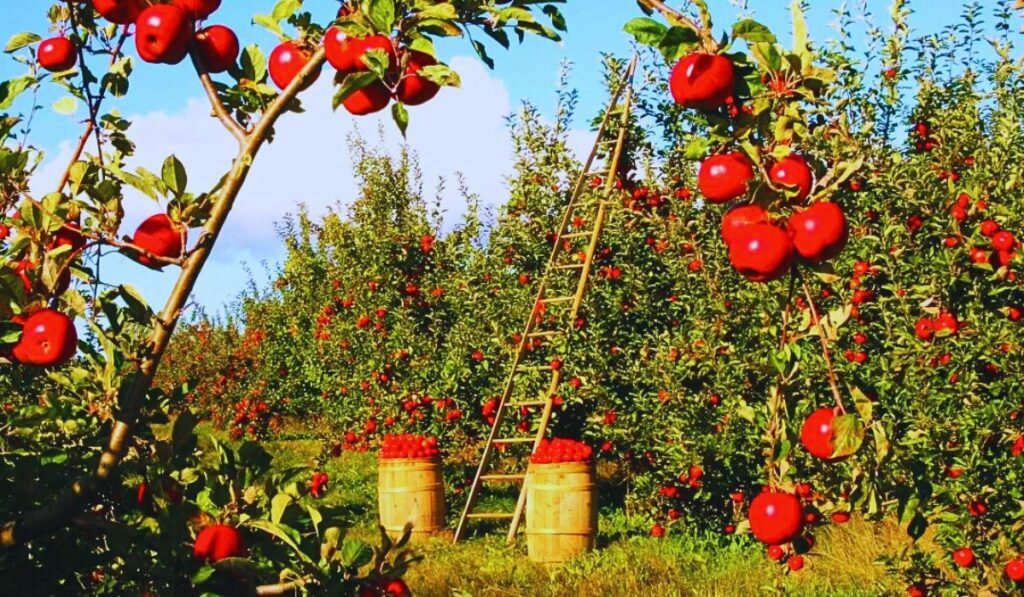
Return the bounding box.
[698,152,755,203]
[193,524,245,563]
[131,214,185,268]
[395,50,440,106]
[952,547,975,568]
[721,204,769,246]
[135,5,192,65]
[325,33,396,75]
[650,523,665,538]
[979,219,1000,237]
[788,555,805,571]
[92,0,144,24]
[342,81,391,115]
[38,37,77,72]
[991,230,1016,252]
[11,309,78,367]
[728,223,793,282]
[748,491,803,545]
[383,579,411,597]
[268,41,321,91]
[194,25,238,73]
[800,407,839,460]
[769,154,813,202]
[324,27,359,72]
[788,202,848,262]
[669,53,735,110]
[1006,559,1024,582]
[49,221,87,254]
[170,0,221,20]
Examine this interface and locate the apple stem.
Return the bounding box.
[801,279,847,415]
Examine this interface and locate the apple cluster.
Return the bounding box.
[529,438,594,464]
[262,6,443,117]
[83,1,240,70]
[670,53,850,283]
[379,433,440,459]
[309,471,329,498]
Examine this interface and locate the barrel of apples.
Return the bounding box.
[525,438,598,564]
[377,434,446,541]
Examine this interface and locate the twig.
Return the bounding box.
[55,25,131,194]
[255,577,316,596]
[635,0,717,51]
[188,41,248,143]
[801,278,847,414]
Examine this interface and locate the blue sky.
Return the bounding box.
[1,1,1009,314]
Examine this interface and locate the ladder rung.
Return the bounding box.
[467,512,515,519]
[517,365,553,372]
[553,263,585,270]
[562,231,593,239]
[481,474,526,482]
[493,437,535,443]
[540,296,574,304]
[510,400,547,407]
[526,330,563,338]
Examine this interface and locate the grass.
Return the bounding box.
[247,431,908,596]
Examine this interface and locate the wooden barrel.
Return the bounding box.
[378,457,446,541]
[525,461,597,564]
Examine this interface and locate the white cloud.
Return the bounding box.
[30,55,517,311]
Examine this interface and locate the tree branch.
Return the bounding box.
[635,0,716,51]
[254,577,316,596]
[0,49,328,552]
[188,42,248,144]
[55,25,131,194]
[801,279,847,414]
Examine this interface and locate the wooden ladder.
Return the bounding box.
[453,55,638,545]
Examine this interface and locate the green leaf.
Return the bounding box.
[623,17,667,46]
[247,520,315,565]
[239,45,267,83]
[415,3,457,20]
[360,48,391,80]
[790,0,809,57]
[191,564,216,585]
[339,539,373,568]
[0,76,34,110]
[391,102,408,137]
[471,40,494,69]
[658,27,700,62]
[682,138,713,160]
[832,414,864,458]
[418,64,460,87]
[213,557,262,578]
[162,155,187,196]
[253,0,303,35]
[732,19,777,44]
[5,32,41,53]
[543,5,567,32]
[364,0,396,34]
[271,492,292,524]
[119,284,154,323]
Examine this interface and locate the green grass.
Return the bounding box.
[254,433,907,596]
